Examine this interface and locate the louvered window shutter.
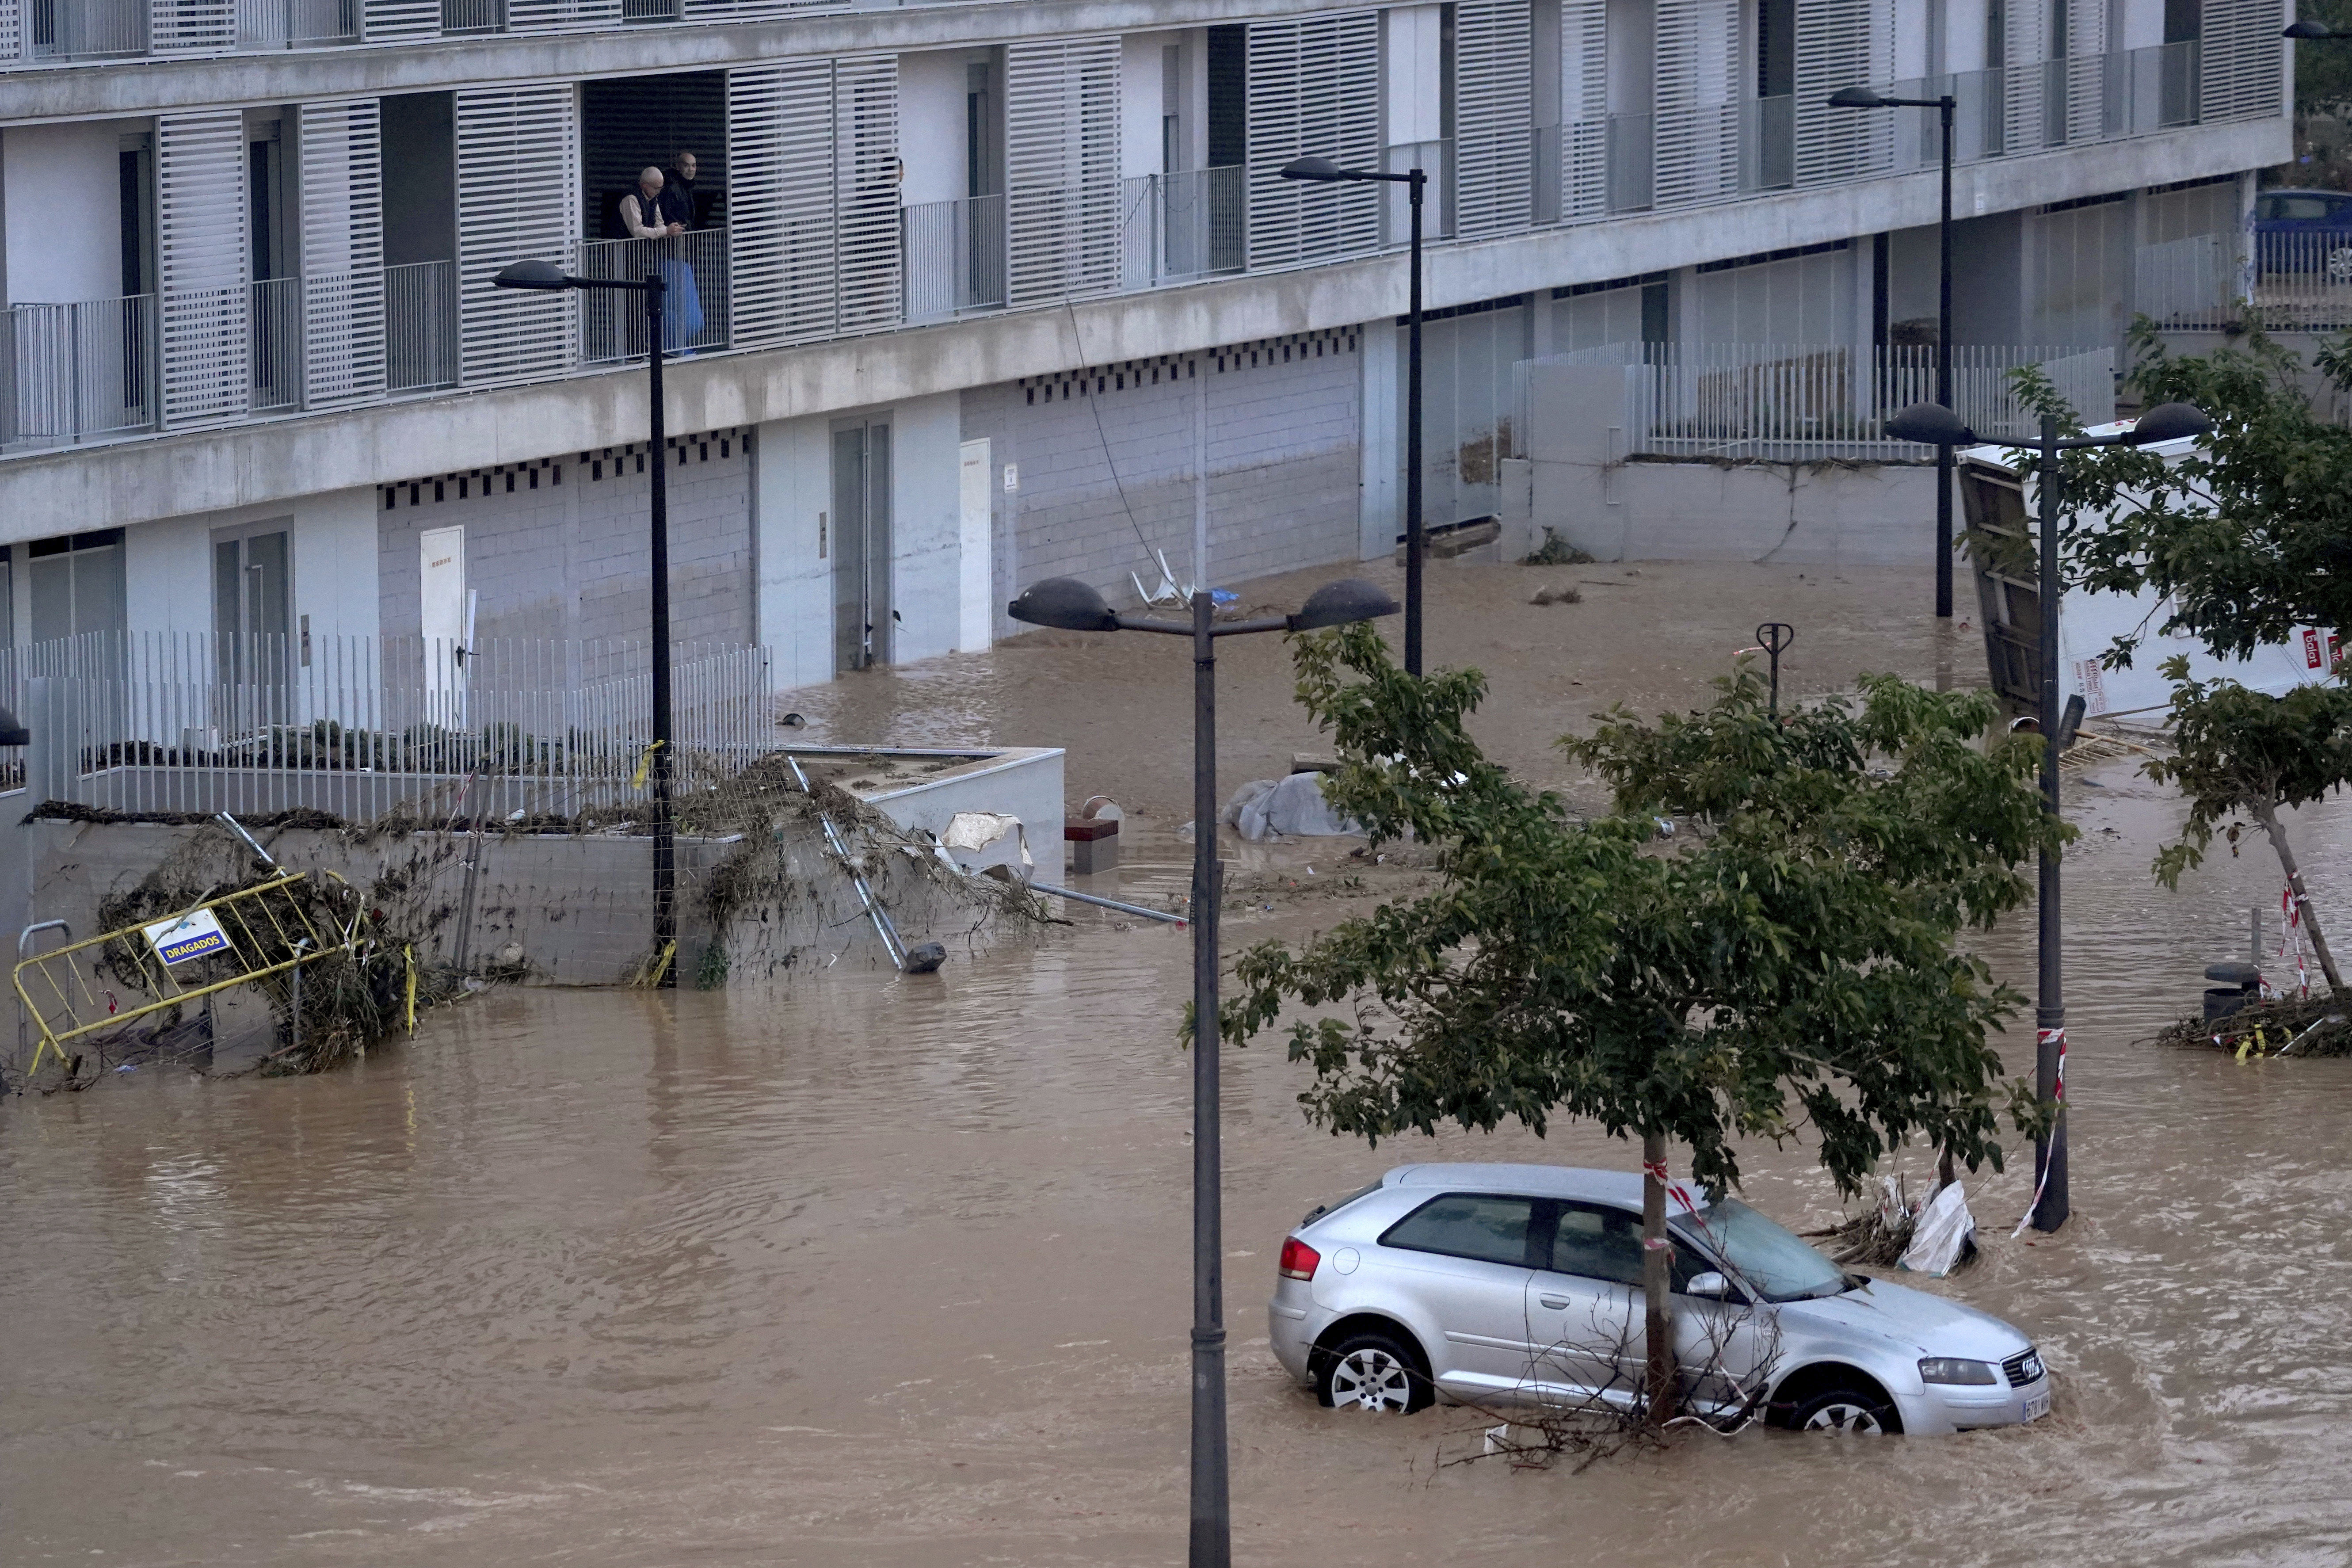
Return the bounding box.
[507,0,618,32]
[361,0,437,42]
[685,0,842,23]
[150,0,231,53]
[1244,12,1381,271]
[455,84,579,387]
[298,99,386,408]
[728,61,842,348]
[2064,0,2104,142]
[835,55,904,333]
[2203,0,2283,122]
[0,1,21,64]
[1453,0,1533,238]
[2002,0,2047,151]
[1560,0,1609,220]
[1005,38,1122,308]
[1792,0,1890,186]
[1652,0,1738,208]
[157,110,248,429]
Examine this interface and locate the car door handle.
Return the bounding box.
[1539,1294,1571,1310]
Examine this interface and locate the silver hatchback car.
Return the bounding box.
[1268,1162,2051,1434]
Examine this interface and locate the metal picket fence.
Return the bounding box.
[1515,342,2116,462]
[4,632,775,820]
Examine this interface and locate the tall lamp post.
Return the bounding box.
[2285,19,2352,40]
[494,258,677,981]
[1829,83,1959,618]
[1884,398,2211,1232]
[1280,155,1429,674]
[1007,575,1397,1567]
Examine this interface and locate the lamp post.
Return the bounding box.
[1281,155,1429,674]
[2284,19,2352,40]
[1829,83,1959,618]
[494,257,676,981]
[1884,398,2211,1232]
[1007,574,1397,1568]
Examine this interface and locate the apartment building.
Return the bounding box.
[0,0,2289,694]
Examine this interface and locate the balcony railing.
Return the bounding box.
[1741,95,1794,192]
[1606,114,1652,213]
[2106,41,2203,137]
[1,294,157,452]
[439,0,504,32]
[387,260,459,394]
[573,228,730,362]
[233,0,356,46]
[903,194,1007,321]
[28,0,148,58]
[249,276,303,413]
[1384,140,1454,242]
[1120,166,1246,289]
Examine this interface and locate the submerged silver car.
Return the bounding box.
[1268,1162,2050,1434]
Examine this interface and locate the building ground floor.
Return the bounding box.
[0,167,2258,698]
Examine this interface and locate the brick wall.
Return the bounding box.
[375,429,755,646]
[960,328,1361,634]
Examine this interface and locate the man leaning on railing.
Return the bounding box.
[619,165,703,355]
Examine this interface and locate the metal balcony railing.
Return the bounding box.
[248,276,304,413]
[902,194,1007,321]
[1,294,157,451]
[386,261,459,394]
[1606,114,1652,213]
[1120,166,1246,288]
[573,228,730,362]
[233,0,357,46]
[1384,139,1454,243]
[28,0,148,58]
[439,0,504,32]
[1741,95,1795,192]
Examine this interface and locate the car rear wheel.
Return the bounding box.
[1319,1330,1432,1414]
[1790,1383,1901,1435]
[2330,245,2352,283]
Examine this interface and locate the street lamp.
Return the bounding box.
[1830,83,1960,618]
[493,257,677,981]
[2285,19,2352,39]
[1281,155,1430,675]
[1007,574,1397,1568]
[1884,397,2211,1232]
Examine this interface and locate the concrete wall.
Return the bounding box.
[110,485,380,646]
[2,119,134,307]
[899,48,986,207]
[374,433,753,645]
[960,327,1362,631]
[1521,363,1935,566]
[752,412,831,691]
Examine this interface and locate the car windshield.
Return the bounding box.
[1675,1198,1850,1302]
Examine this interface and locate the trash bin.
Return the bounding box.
[2203,959,2262,1023]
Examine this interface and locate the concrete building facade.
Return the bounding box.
[0,0,2293,693]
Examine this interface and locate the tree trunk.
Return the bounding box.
[2253,798,2346,997]
[1641,1130,1677,1427]
[1936,1145,1956,1193]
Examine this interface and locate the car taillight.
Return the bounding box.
[1279,1236,1321,1281]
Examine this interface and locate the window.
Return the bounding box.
[27,531,128,645]
[1546,1201,1710,1291]
[2274,196,2334,221]
[1380,1193,1536,1267]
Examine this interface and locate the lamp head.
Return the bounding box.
[1287,577,1402,632]
[0,704,24,748]
[1006,577,1120,633]
[1280,156,1349,183]
[493,259,571,291]
[1884,401,1978,447]
[2126,401,2214,445]
[2284,19,2338,39]
[1828,85,1889,108]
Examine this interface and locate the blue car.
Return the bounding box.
[2254,187,2352,279]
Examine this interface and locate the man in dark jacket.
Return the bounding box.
[660,150,701,230]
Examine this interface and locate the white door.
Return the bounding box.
[419,526,466,726]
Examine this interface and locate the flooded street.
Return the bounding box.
[8,562,2352,1566]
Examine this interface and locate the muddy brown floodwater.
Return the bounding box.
[8,562,2352,1567]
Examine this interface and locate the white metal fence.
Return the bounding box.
[574,228,730,361]
[2138,229,2352,332]
[1518,342,2117,462]
[1,294,157,450]
[1120,167,1246,289]
[902,194,1007,320]
[5,632,775,820]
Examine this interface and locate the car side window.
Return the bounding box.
[1544,1202,1712,1291]
[1379,1193,1536,1268]
[2280,196,2332,220]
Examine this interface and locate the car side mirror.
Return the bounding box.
[1684,1271,1732,1299]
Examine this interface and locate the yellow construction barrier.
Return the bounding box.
[13,873,359,1076]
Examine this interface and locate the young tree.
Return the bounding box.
[1224,630,2061,1423]
[2142,661,2352,997]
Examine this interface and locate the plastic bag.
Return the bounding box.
[1221,774,1366,841]
[1898,1181,1977,1277]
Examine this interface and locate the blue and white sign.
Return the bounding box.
[145,908,231,966]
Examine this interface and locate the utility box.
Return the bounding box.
[1065,816,1119,875]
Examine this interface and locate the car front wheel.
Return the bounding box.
[1318,1329,1433,1414]
[1789,1383,1902,1435]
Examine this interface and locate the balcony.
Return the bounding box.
[386,261,459,394]
[573,228,731,362]
[1384,139,1455,242]
[28,0,148,59]
[1,294,157,452]
[1120,166,1245,290]
[1741,95,1794,192]
[438,0,504,33]
[233,0,357,47]
[902,195,1007,321]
